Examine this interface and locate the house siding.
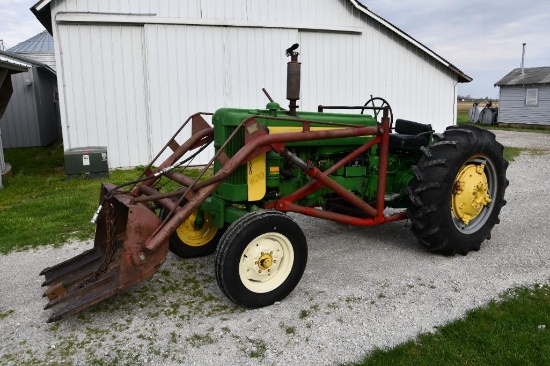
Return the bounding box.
[498,85,550,125]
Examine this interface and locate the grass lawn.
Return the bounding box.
[0,141,144,253]
[353,285,550,366]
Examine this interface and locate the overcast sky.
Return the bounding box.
[1,0,548,99]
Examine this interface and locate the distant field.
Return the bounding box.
[457,101,499,111]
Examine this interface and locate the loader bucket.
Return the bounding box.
[40,184,169,322]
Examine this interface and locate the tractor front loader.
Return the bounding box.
[41,45,508,322]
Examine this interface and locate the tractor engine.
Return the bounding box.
[208,106,419,228]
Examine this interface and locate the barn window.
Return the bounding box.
[525,88,538,106]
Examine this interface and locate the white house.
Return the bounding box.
[32,0,471,168]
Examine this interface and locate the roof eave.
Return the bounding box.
[0,53,33,72]
[31,0,53,34]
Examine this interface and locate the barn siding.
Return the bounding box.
[51,0,363,29]
[145,25,297,163]
[498,85,550,125]
[56,24,151,167]
[48,0,462,168]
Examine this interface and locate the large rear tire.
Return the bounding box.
[215,210,308,308]
[406,125,509,255]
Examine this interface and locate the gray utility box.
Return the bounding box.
[64,146,109,179]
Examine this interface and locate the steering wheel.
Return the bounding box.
[361,96,394,130]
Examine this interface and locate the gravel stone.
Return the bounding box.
[0,130,549,365]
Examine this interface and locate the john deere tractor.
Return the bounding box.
[40,45,508,322]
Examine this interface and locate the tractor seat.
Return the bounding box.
[388,119,433,151]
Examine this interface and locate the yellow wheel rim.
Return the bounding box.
[175,211,218,247]
[451,163,492,226]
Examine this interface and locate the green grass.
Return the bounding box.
[1,142,150,253]
[352,284,550,366]
[456,109,470,125]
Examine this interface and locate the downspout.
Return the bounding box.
[54,13,72,149]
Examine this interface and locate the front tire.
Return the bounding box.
[215,210,308,308]
[407,125,509,255]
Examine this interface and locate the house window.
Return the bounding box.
[525,88,538,106]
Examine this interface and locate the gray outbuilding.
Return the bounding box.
[0,50,60,148]
[495,67,550,126]
[1,52,32,187]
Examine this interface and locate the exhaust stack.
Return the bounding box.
[286,43,301,116]
[521,43,526,74]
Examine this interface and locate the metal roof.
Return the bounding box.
[495,67,550,87]
[31,0,471,83]
[8,30,54,53]
[0,50,56,74]
[0,50,33,71]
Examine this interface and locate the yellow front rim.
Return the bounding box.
[451,164,492,226]
[175,211,218,247]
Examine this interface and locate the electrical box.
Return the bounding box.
[64,146,109,179]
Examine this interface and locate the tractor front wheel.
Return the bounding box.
[215,210,308,308]
[407,125,509,255]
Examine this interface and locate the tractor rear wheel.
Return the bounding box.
[215,210,308,308]
[406,125,509,255]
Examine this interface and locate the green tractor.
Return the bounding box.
[41,45,508,322]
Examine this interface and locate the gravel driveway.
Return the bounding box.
[1,130,549,365]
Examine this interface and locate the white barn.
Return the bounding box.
[32,0,471,168]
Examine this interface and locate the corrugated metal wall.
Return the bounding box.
[56,25,151,167]
[22,53,57,71]
[51,0,363,28]
[0,66,61,148]
[145,25,297,163]
[50,0,461,168]
[0,71,39,147]
[35,68,61,144]
[498,86,550,125]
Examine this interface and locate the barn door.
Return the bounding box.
[145,25,298,165]
[57,25,151,168]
